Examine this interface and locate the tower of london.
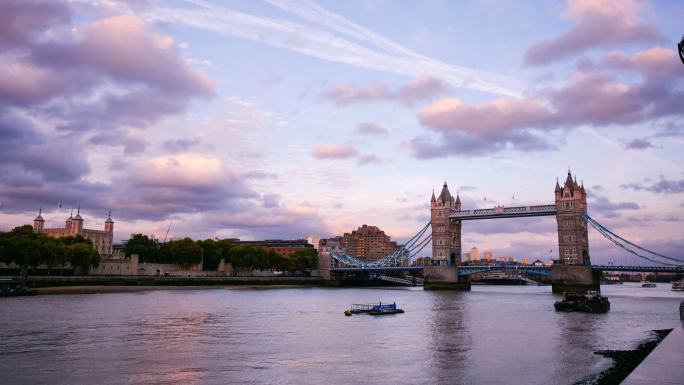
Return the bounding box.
[32,208,114,256]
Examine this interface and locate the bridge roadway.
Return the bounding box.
[330,264,684,274]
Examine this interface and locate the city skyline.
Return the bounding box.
[1,0,683,262]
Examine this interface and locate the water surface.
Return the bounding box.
[1,283,681,385]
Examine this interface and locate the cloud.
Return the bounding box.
[624,138,653,149]
[0,9,214,142]
[0,0,72,47]
[151,1,521,96]
[411,47,684,158]
[410,128,555,158]
[162,138,202,152]
[357,154,381,165]
[356,122,389,135]
[524,0,660,66]
[621,176,684,194]
[418,97,551,135]
[589,195,640,218]
[312,144,358,159]
[323,74,449,106]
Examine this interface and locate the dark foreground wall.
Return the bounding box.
[20,276,323,288]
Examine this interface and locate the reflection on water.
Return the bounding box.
[0,283,681,385]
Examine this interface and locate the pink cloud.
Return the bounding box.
[312,144,358,159]
[356,122,389,135]
[524,0,659,66]
[323,74,449,106]
[418,97,551,134]
[603,47,681,81]
[357,154,382,165]
[0,1,71,47]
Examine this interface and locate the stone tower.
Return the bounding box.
[555,171,589,265]
[431,181,462,265]
[33,208,44,233]
[105,210,114,234]
[71,207,84,236]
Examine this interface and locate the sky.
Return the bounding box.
[0,0,683,264]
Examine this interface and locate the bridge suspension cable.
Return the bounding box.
[329,221,432,268]
[582,213,684,266]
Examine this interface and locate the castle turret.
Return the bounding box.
[33,208,44,233]
[71,206,84,236]
[105,209,114,233]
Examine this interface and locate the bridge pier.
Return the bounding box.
[551,265,600,294]
[423,265,471,290]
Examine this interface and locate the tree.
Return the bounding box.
[163,238,203,267]
[125,234,158,262]
[67,243,100,274]
[198,239,223,270]
[286,248,318,273]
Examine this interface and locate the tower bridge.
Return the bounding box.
[321,169,684,292]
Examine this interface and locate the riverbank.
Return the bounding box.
[575,329,672,385]
[17,275,324,289]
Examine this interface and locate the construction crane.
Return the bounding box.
[163,221,172,243]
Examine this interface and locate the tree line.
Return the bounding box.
[125,234,318,273]
[0,225,100,274]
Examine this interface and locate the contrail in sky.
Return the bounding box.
[149,0,522,97]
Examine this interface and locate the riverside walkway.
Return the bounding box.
[622,301,684,385]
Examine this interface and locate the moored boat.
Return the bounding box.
[344,302,404,316]
[641,280,657,288]
[0,278,36,297]
[672,281,684,291]
[554,291,610,313]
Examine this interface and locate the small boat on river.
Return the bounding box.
[344,302,404,316]
[0,278,36,297]
[672,281,684,291]
[641,280,657,288]
[554,291,610,313]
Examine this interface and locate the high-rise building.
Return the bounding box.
[483,251,493,261]
[469,246,480,261]
[522,257,530,265]
[339,225,398,262]
[463,252,471,262]
[306,235,322,251]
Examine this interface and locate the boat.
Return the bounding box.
[672,281,684,291]
[554,291,610,313]
[602,273,622,284]
[0,278,37,297]
[344,302,404,316]
[641,281,657,288]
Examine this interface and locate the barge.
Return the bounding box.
[345,302,404,316]
[554,291,610,313]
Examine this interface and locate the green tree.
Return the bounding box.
[67,243,100,274]
[163,238,203,267]
[198,239,223,270]
[286,249,318,273]
[125,234,159,262]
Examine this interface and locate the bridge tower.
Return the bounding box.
[424,181,470,290]
[554,171,589,265]
[431,182,462,265]
[551,170,599,293]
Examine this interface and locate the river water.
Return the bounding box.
[1,283,681,385]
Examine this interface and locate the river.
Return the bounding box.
[1,283,681,385]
